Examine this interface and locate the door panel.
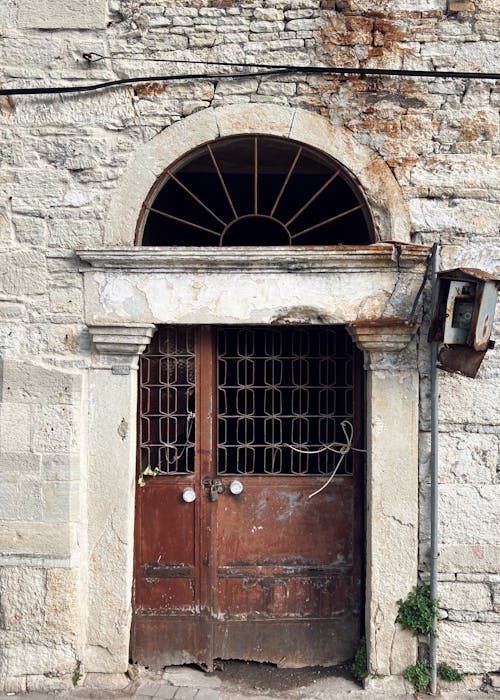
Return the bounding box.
[132,325,363,669]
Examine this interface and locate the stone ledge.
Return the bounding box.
[77,244,430,274]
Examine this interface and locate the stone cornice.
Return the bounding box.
[77,243,430,274]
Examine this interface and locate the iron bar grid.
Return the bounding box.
[139,327,196,474]
[217,327,355,476]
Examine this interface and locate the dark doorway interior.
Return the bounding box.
[138,136,373,247]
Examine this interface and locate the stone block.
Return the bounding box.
[0,475,42,521]
[188,32,217,47]
[13,217,48,246]
[42,453,80,481]
[410,155,500,192]
[254,8,284,20]
[439,485,499,545]
[250,20,284,32]
[3,642,76,675]
[0,566,46,637]
[45,568,80,638]
[17,0,107,29]
[26,674,73,692]
[439,582,492,612]
[436,432,498,484]
[49,287,83,316]
[42,481,79,523]
[439,375,500,425]
[0,403,30,453]
[0,522,76,558]
[409,198,500,235]
[0,302,26,320]
[0,452,41,478]
[439,544,500,574]
[32,405,78,453]
[216,103,294,138]
[364,674,412,694]
[1,361,82,405]
[286,18,321,30]
[49,219,102,249]
[438,621,500,672]
[0,675,27,693]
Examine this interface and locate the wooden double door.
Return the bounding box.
[132,325,364,669]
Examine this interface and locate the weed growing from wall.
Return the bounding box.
[396,585,464,692]
[395,583,437,636]
[351,638,368,683]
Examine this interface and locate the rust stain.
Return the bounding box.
[136,82,167,98]
[356,115,401,137]
[459,111,497,142]
[321,15,374,48]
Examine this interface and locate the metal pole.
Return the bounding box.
[429,243,440,695]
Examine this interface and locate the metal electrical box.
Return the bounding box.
[428,268,499,377]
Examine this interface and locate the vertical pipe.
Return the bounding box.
[429,243,440,695]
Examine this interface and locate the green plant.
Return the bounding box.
[72,667,82,687]
[437,662,464,682]
[351,638,368,683]
[396,583,438,637]
[404,661,431,693]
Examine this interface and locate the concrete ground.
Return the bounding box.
[0,664,498,700]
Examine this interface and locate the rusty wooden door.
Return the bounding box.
[132,326,364,669]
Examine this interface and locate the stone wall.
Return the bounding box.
[0,0,498,691]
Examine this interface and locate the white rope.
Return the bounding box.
[282,420,365,499]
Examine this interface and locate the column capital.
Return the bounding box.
[88,324,156,370]
[348,320,419,353]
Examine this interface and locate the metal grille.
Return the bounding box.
[140,135,372,247]
[139,327,195,474]
[217,327,354,476]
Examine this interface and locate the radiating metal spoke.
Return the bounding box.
[141,136,373,246]
[291,204,363,239]
[167,170,227,227]
[270,146,302,217]
[207,144,238,219]
[146,205,222,237]
[286,170,341,227]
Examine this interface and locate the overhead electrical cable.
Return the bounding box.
[1,54,498,97]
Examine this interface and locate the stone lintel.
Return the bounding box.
[348,320,419,354]
[77,244,430,274]
[88,324,156,368]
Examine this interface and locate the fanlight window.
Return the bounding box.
[137,136,373,246]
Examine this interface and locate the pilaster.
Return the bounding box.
[84,323,155,672]
[348,321,420,676]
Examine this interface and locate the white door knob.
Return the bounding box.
[229,480,244,495]
[182,487,196,503]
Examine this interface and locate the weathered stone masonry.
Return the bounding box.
[0,0,498,692]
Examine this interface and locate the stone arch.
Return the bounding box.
[106,104,411,246]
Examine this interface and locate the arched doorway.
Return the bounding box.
[131,135,368,670]
[80,105,422,681]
